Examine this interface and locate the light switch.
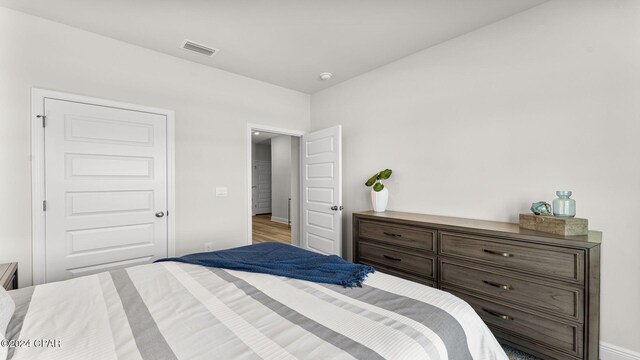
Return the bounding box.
[215,187,228,197]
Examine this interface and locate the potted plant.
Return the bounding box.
[365,169,392,212]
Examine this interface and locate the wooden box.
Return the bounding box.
[519,213,588,236]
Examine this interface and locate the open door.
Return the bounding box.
[301,125,342,256]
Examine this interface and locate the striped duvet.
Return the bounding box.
[6,262,507,360]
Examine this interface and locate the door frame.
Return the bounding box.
[30,88,176,285]
[246,123,304,245]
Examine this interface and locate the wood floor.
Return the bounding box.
[252,214,291,244]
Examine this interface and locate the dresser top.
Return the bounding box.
[0,263,17,283]
[354,211,601,248]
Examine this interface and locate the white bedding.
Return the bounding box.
[1,286,16,360]
[6,262,507,360]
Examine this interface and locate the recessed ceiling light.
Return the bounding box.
[319,72,333,81]
[254,131,260,135]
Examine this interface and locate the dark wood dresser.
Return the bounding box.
[353,211,601,360]
[0,262,18,290]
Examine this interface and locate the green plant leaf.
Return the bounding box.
[365,173,378,187]
[373,182,384,192]
[379,169,393,180]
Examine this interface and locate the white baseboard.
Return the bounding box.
[601,342,640,360]
[270,216,289,225]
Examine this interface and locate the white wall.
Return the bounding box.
[270,135,292,223]
[0,7,310,287]
[311,0,640,354]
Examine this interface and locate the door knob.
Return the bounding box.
[331,206,338,211]
[155,211,165,218]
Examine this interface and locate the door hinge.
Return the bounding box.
[37,115,46,128]
[43,200,47,211]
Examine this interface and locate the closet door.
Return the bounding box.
[253,160,272,215]
[44,98,168,282]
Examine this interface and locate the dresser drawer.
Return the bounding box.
[440,260,583,322]
[439,232,584,283]
[361,261,435,287]
[359,220,435,252]
[359,241,435,279]
[445,288,583,358]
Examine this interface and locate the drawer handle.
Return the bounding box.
[483,280,512,290]
[383,232,402,238]
[483,249,512,257]
[482,308,513,321]
[383,254,402,261]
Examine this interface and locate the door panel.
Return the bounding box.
[65,154,154,178]
[66,256,155,278]
[301,126,342,256]
[64,115,154,146]
[66,223,155,254]
[65,190,154,216]
[44,98,168,283]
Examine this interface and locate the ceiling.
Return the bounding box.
[251,131,278,145]
[0,0,547,93]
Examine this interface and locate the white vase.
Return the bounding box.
[371,187,389,212]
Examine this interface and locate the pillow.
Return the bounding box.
[0,286,15,360]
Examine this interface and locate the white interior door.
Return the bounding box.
[44,98,168,282]
[253,160,272,215]
[301,125,342,256]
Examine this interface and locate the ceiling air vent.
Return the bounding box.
[181,40,218,57]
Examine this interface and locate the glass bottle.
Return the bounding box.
[553,191,576,218]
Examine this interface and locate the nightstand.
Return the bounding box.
[0,263,18,290]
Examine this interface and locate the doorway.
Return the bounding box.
[247,124,343,256]
[250,130,300,245]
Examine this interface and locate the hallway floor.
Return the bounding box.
[252,214,291,244]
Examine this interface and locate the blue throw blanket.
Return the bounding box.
[155,242,374,287]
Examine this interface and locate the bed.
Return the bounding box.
[3,257,508,359]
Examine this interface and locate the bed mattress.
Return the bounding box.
[6,262,507,360]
